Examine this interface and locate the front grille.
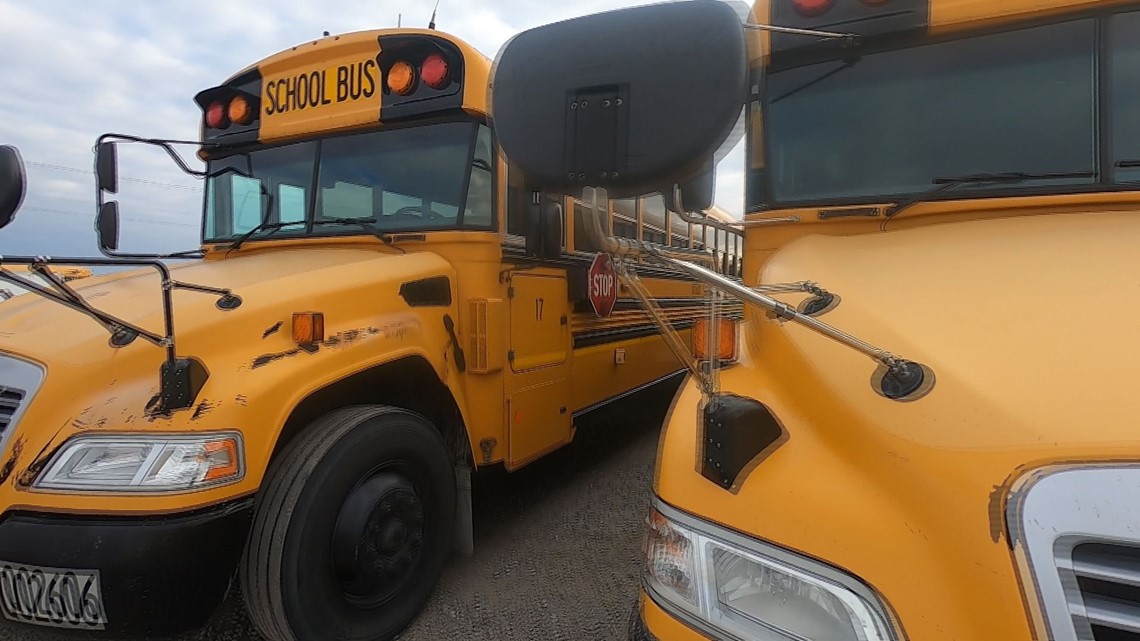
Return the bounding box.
[0,386,25,436]
[1071,543,1140,640]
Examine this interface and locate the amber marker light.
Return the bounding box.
[228,95,253,125]
[292,312,325,344]
[201,439,241,482]
[387,61,417,95]
[693,317,739,363]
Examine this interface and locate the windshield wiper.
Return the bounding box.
[226,217,408,253]
[314,217,406,253]
[225,219,300,251]
[883,170,1096,222]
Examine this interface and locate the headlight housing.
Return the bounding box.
[34,432,245,493]
[643,500,899,641]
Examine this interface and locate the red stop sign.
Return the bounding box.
[588,253,618,317]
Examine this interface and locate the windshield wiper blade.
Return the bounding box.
[884,170,1096,222]
[226,220,300,251]
[314,217,406,253]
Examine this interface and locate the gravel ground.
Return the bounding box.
[3,377,679,641]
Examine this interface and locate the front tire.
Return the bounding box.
[242,406,456,641]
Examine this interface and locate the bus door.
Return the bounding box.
[505,269,572,468]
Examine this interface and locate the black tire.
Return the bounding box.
[241,405,456,641]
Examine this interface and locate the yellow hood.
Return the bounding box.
[0,247,449,370]
[656,210,1140,641]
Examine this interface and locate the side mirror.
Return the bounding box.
[96,202,120,252]
[664,161,716,213]
[0,145,27,230]
[524,198,563,260]
[490,0,748,199]
[96,141,118,194]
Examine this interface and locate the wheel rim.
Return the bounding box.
[332,471,425,607]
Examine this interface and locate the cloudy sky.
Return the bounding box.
[0,0,745,258]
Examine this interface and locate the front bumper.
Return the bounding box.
[0,497,253,638]
[631,590,711,641]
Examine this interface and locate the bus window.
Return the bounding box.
[573,199,604,252]
[766,19,1096,205]
[205,140,315,239]
[312,122,486,231]
[278,184,307,224]
[506,164,527,238]
[1112,11,1140,182]
[232,175,265,234]
[322,181,373,219]
[464,125,495,228]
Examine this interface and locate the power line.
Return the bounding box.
[23,206,198,229]
[25,162,201,191]
[49,196,197,218]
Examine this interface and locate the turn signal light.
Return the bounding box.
[693,317,739,363]
[421,54,451,89]
[388,61,417,95]
[201,439,241,482]
[292,312,325,344]
[793,0,834,17]
[205,101,228,129]
[228,95,254,125]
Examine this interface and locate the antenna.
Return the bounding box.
[428,0,439,30]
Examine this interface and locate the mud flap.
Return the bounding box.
[453,464,474,557]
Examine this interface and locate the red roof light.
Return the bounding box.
[205,101,228,129]
[421,54,451,90]
[793,0,834,17]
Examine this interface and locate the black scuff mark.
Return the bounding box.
[324,327,381,348]
[143,392,171,422]
[247,324,401,369]
[0,437,25,485]
[16,441,57,489]
[191,399,219,421]
[988,482,1008,544]
[262,321,284,339]
[234,394,249,407]
[71,419,89,430]
[251,348,301,370]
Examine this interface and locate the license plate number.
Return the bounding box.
[0,562,107,629]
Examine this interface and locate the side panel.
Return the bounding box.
[509,274,570,372]
[506,272,572,468]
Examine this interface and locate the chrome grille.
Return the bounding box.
[0,386,24,435]
[1009,466,1140,641]
[1071,543,1140,640]
[0,354,45,458]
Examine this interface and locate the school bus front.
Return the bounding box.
[0,25,737,641]
[627,1,1140,641]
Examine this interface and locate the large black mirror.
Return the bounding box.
[491,0,748,199]
[96,201,120,252]
[664,161,716,213]
[0,145,27,230]
[96,141,118,194]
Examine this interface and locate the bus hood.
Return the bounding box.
[756,210,1140,453]
[0,247,452,371]
[651,211,1140,641]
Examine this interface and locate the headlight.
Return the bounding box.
[34,432,244,493]
[643,501,898,641]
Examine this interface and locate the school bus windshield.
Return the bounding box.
[204,120,494,241]
[760,15,1140,208]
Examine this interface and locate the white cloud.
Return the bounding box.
[0,0,747,256]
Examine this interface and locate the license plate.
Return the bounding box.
[0,562,107,629]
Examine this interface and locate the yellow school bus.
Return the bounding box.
[483,1,1140,640]
[0,25,742,641]
[635,1,1140,640]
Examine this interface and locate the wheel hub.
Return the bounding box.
[332,472,425,606]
